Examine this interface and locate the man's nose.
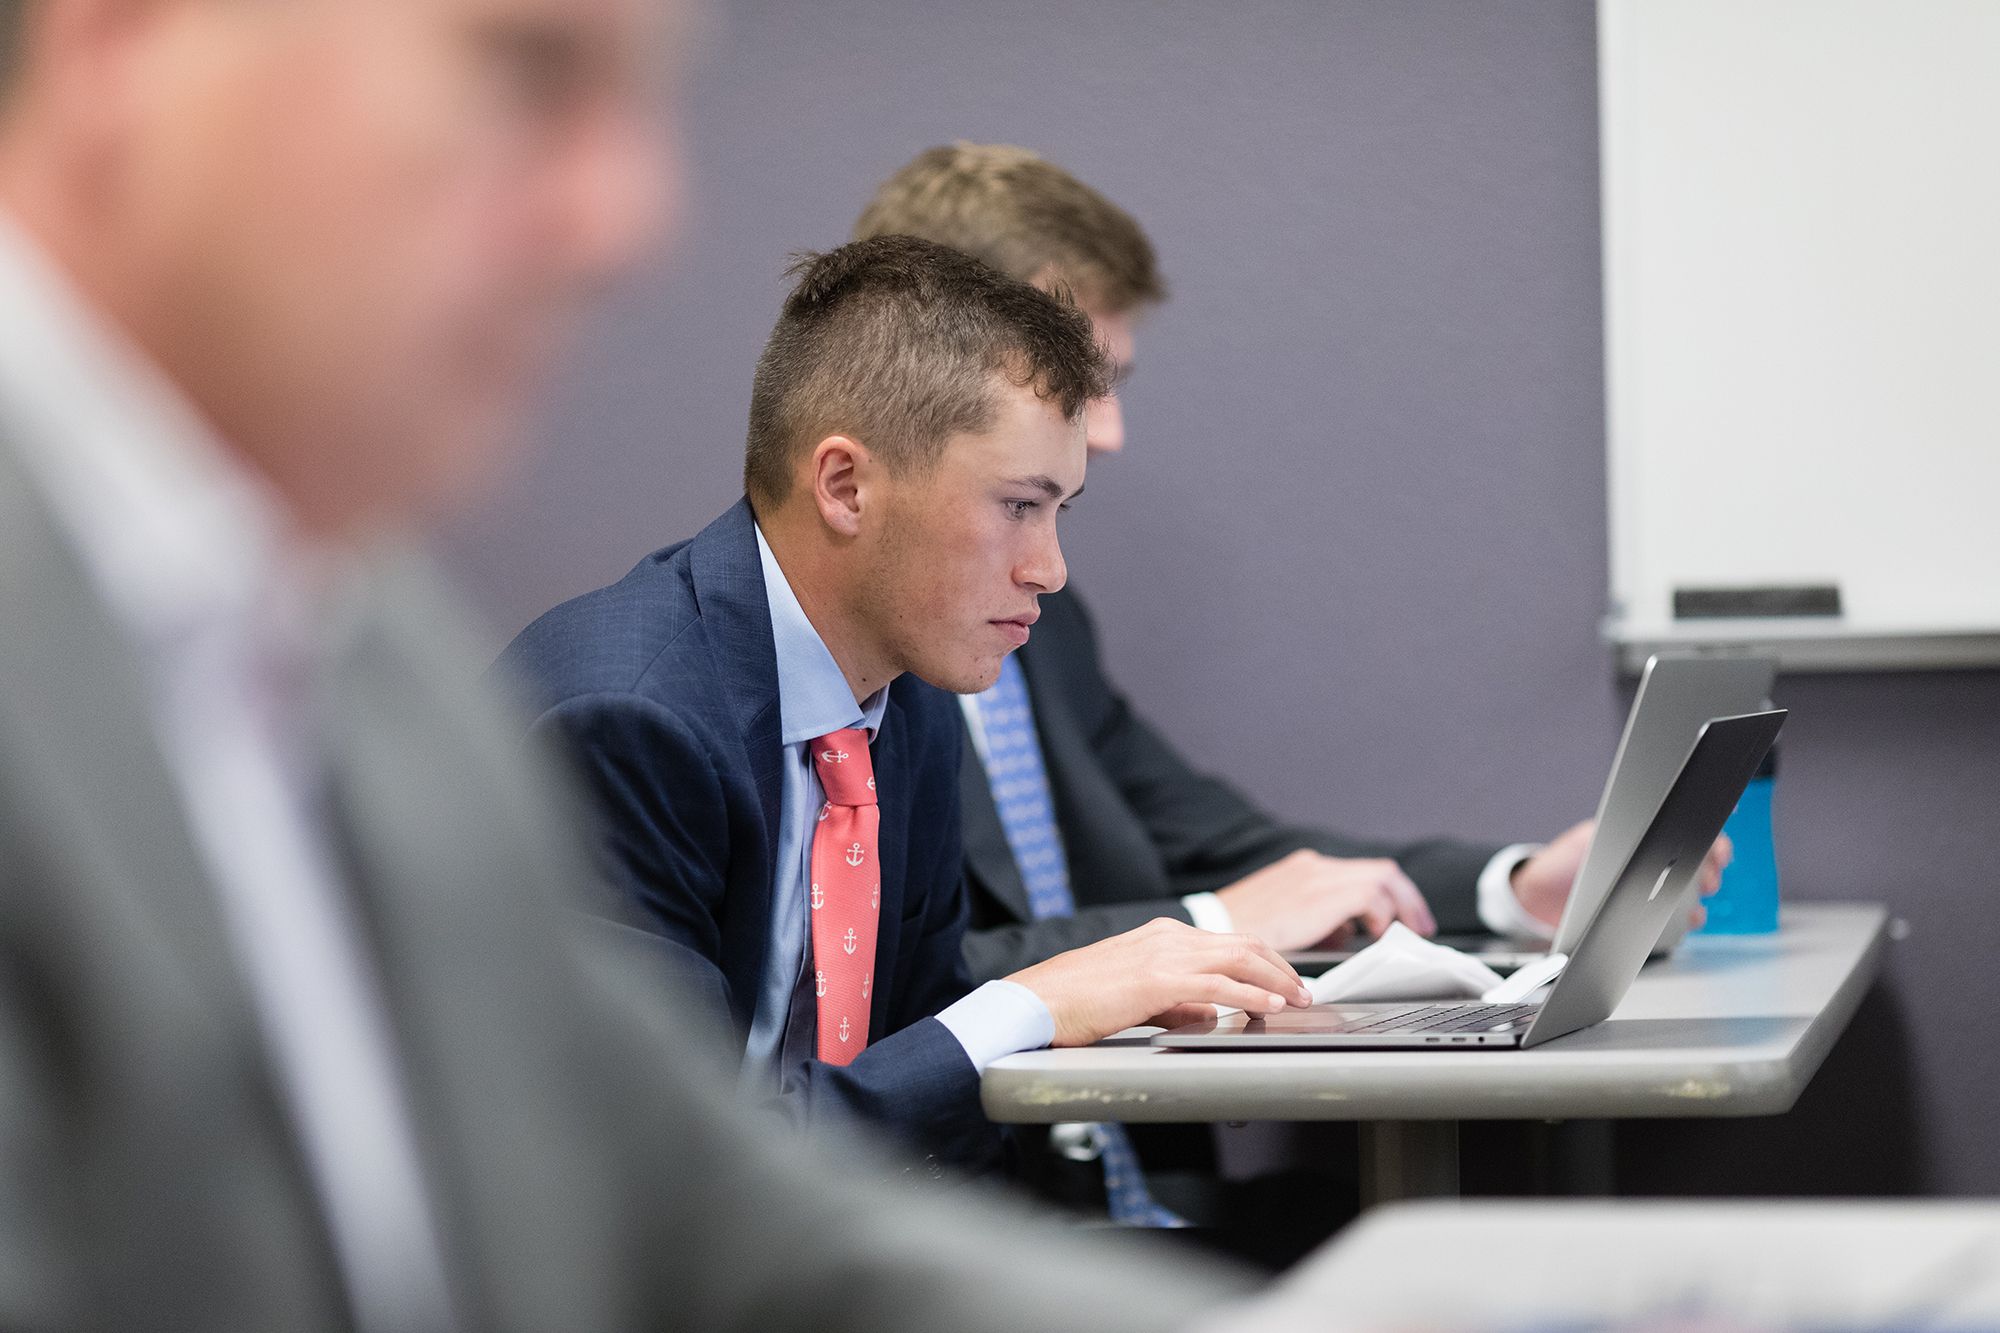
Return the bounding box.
[1018,526,1067,595]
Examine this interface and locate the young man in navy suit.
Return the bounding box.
[500,235,1312,1173]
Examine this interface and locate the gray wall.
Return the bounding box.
[438,1,2000,1194]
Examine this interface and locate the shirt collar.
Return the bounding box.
[754,523,889,746]
[0,211,330,661]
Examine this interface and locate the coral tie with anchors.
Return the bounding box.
[809,727,879,1066]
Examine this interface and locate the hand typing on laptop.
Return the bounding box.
[1200,821,1728,956]
[1214,851,1436,951]
[1200,825,1727,955]
[1007,918,1313,1046]
[1215,653,1766,962]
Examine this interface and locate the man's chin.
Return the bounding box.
[916,654,1007,696]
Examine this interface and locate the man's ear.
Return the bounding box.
[808,435,869,538]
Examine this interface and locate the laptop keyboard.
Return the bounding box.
[1324,1003,1539,1035]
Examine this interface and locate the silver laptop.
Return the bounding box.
[1153,708,1786,1051]
[1553,652,1776,959]
[1287,652,1776,975]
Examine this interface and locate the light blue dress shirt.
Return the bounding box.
[742,526,1053,1089]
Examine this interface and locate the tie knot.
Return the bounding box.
[811,728,876,806]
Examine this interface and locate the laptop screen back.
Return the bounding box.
[1549,654,1776,957]
[1525,708,1787,1047]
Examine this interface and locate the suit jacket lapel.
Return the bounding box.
[686,500,784,856]
[309,565,486,1317]
[957,725,1034,921]
[311,553,638,1330]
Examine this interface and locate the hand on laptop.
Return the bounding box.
[1512,819,1734,929]
[1007,918,1312,1046]
[1214,850,1437,951]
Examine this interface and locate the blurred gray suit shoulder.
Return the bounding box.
[0,431,1247,1331]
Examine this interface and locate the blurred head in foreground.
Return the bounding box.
[0,0,679,538]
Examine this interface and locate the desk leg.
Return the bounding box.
[1528,1119,1615,1196]
[1358,1120,1459,1207]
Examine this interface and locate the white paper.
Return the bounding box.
[1306,922,1507,1003]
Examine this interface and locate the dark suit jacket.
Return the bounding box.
[0,429,1248,1329]
[960,585,1504,981]
[498,499,995,1167]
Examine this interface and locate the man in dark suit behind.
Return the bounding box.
[850,144,1728,1242]
[499,236,1315,1175]
[0,5,1268,1327]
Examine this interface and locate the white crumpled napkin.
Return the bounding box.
[1305,921,1507,1003]
[1210,922,1565,1019]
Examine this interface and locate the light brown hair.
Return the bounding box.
[743,234,1110,508]
[853,142,1164,316]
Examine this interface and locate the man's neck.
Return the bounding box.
[755,503,897,706]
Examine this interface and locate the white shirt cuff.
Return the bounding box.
[1476,843,1557,941]
[935,979,1056,1071]
[1180,891,1234,934]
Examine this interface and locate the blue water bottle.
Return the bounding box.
[1698,742,1780,934]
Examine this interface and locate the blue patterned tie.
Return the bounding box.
[976,655,1186,1227]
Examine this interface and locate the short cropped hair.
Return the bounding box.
[743,234,1110,508]
[853,142,1165,316]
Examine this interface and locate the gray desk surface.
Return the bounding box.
[983,902,1888,1125]
[1273,1199,2000,1327]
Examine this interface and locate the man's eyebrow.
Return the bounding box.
[1009,475,1085,502]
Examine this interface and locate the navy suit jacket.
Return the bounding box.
[497,500,997,1168]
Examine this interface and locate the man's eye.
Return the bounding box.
[1005,500,1036,519]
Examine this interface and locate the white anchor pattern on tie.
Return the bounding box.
[975,654,1187,1227]
[808,726,880,1067]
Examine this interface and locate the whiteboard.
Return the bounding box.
[1599,0,2000,671]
